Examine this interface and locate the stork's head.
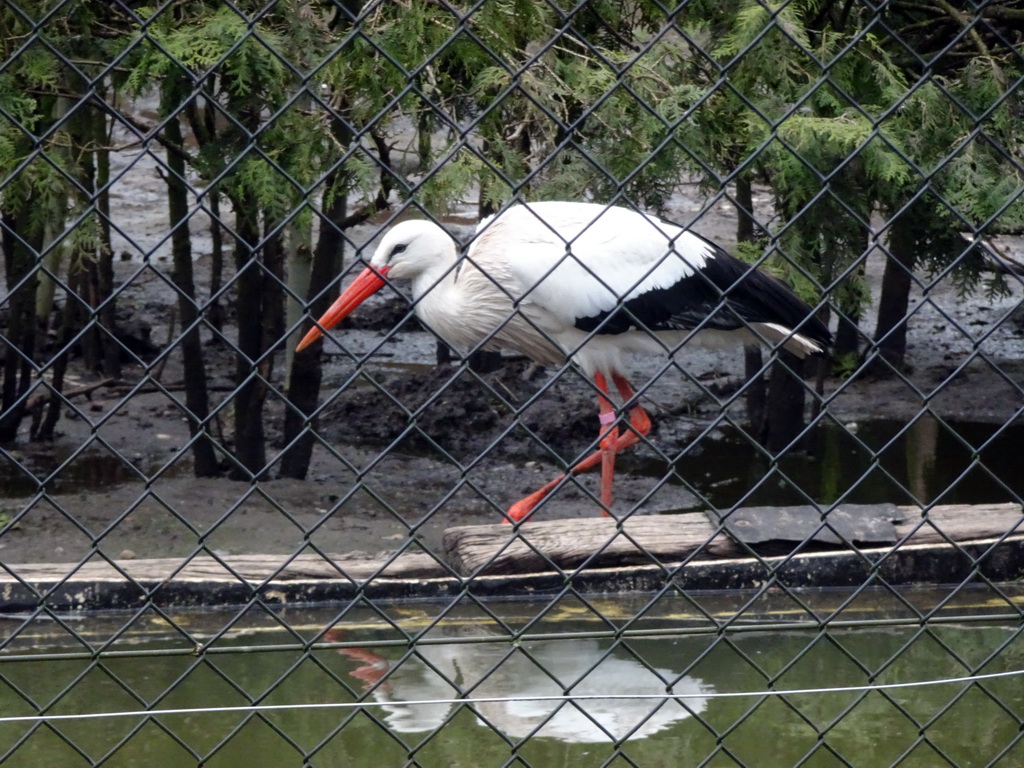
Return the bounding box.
[368,219,454,279]
[295,219,454,352]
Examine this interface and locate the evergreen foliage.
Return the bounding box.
[2,0,1022,471]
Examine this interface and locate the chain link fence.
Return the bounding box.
[2,0,1024,765]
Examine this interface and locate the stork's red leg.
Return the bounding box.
[506,372,652,523]
[594,371,618,515]
[610,372,651,453]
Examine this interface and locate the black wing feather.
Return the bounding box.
[575,243,831,348]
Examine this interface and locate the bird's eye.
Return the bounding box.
[390,243,408,259]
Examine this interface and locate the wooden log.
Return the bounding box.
[709,503,900,551]
[1,551,445,587]
[2,504,1020,611]
[442,503,1024,576]
[892,503,1024,545]
[442,513,740,576]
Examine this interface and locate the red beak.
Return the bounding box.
[296,265,390,352]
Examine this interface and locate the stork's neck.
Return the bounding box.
[407,238,460,303]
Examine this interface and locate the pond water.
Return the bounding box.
[2,587,1022,767]
[661,416,1024,510]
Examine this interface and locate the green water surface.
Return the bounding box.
[2,586,1022,767]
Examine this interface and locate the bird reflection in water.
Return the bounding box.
[325,627,712,743]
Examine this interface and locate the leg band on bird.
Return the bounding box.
[506,372,653,523]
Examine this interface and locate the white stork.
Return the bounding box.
[297,201,830,522]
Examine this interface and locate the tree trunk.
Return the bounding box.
[165,113,219,476]
[279,185,347,479]
[184,92,226,334]
[832,305,862,360]
[735,172,756,244]
[71,95,120,376]
[35,223,64,329]
[0,209,41,442]
[283,225,313,380]
[35,270,79,441]
[93,101,120,379]
[34,94,71,328]
[278,87,390,479]
[872,216,916,373]
[833,236,868,361]
[735,173,768,437]
[744,346,767,441]
[66,101,104,374]
[81,264,104,372]
[260,224,285,409]
[229,193,268,479]
[204,97,227,335]
[207,189,226,333]
[763,352,807,455]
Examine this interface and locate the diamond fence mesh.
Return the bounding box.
[2,0,1024,765]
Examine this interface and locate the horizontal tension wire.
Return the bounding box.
[1,668,1021,725]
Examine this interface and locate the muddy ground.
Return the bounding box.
[2,199,1023,567]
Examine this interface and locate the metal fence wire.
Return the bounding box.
[2,0,1024,765]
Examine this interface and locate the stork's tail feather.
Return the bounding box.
[753,322,830,359]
